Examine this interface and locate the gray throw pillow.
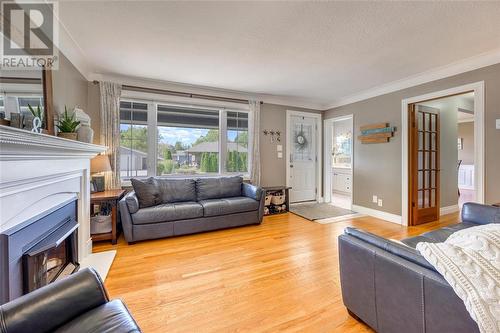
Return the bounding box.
[130,177,161,208]
[156,178,197,203]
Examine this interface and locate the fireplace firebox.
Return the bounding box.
[22,217,79,294]
[0,199,79,304]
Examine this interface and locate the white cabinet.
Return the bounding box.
[332,168,352,194]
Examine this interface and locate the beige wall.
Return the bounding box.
[325,63,500,215]
[87,82,101,144]
[458,122,474,165]
[259,103,322,187]
[52,53,88,116]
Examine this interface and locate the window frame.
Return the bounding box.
[119,97,250,182]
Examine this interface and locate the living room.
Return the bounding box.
[0,1,499,333]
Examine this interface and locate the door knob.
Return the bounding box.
[290,165,294,168]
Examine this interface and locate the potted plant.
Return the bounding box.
[56,107,80,140]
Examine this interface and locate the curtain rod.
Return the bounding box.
[92,80,263,105]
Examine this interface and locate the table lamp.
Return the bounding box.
[90,154,111,192]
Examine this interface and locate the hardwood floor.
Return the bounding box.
[93,212,459,333]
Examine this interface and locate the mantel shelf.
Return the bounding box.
[0,125,107,160]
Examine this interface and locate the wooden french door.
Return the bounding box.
[409,104,440,225]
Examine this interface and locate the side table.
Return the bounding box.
[90,189,125,245]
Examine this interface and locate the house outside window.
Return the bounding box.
[119,99,250,180]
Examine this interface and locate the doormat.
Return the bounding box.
[290,202,355,221]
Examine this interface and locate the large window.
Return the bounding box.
[119,99,250,180]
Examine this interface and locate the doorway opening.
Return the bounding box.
[323,115,354,211]
[402,82,484,226]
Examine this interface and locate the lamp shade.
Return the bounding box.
[91,154,111,173]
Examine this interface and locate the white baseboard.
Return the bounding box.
[352,205,402,224]
[440,204,460,216]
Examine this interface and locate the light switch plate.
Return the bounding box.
[372,195,378,203]
[378,199,383,207]
[277,145,283,152]
[277,152,283,159]
[496,119,500,129]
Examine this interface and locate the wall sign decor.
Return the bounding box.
[358,122,396,144]
[262,129,281,142]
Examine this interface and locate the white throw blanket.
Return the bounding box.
[416,224,500,333]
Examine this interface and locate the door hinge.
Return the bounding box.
[315,188,318,194]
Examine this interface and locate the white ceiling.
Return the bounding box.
[57,1,500,109]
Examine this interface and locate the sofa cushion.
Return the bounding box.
[443,222,477,232]
[131,202,203,224]
[199,196,259,217]
[130,177,161,208]
[157,178,197,203]
[420,228,455,242]
[462,202,500,225]
[196,176,243,200]
[400,235,442,249]
[54,300,140,333]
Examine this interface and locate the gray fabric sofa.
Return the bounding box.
[119,176,264,243]
[339,202,500,333]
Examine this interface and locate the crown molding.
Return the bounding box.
[90,73,326,110]
[324,48,500,110]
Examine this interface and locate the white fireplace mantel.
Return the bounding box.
[0,125,107,263]
[0,125,106,160]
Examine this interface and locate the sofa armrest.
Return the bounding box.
[242,183,262,201]
[461,202,500,225]
[339,234,479,333]
[119,192,136,242]
[0,268,108,333]
[344,227,436,271]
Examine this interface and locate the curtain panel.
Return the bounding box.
[99,82,122,189]
[248,100,261,186]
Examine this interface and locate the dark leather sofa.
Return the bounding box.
[0,268,140,333]
[339,202,500,333]
[120,176,264,243]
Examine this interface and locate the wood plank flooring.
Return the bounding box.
[93,212,459,333]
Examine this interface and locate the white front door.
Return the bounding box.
[288,114,317,202]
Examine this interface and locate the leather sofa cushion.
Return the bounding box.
[462,202,500,225]
[196,176,243,200]
[54,300,140,333]
[443,222,477,232]
[132,202,203,224]
[199,196,259,217]
[157,178,197,203]
[400,235,442,248]
[131,177,161,208]
[420,228,455,242]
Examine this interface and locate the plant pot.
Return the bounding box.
[57,132,78,140]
